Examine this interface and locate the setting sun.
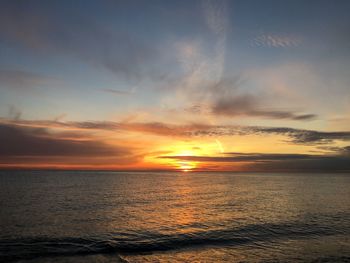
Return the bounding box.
[178,162,196,172]
[175,150,197,171]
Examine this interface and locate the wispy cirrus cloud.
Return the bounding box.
[165,4,313,122]
[202,0,228,81]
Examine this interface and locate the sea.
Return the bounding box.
[0,171,349,262]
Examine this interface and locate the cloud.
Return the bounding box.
[182,77,317,121]
[4,68,317,123]
[252,33,302,48]
[0,123,128,157]
[253,127,350,144]
[164,5,313,123]
[1,117,350,170]
[160,152,315,162]
[0,118,210,137]
[2,118,350,145]
[101,88,134,96]
[159,150,350,172]
[202,0,228,81]
[167,0,228,95]
[189,125,350,145]
[202,0,228,36]
[210,93,316,120]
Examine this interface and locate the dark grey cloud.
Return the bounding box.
[159,152,314,162]
[342,146,350,155]
[184,125,350,145]
[158,124,349,145]
[252,127,350,144]
[160,150,350,172]
[0,123,127,157]
[249,157,350,172]
[211,94,316,120]
[321,145,350,155]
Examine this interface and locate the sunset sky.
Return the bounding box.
[1,0,350,171]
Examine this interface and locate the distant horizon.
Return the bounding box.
[1,167,349,174]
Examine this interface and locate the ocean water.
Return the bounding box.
[0,171,349,262]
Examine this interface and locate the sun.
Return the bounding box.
[178,162,196,172]
[174,150,197,172]
[147,144,206,171]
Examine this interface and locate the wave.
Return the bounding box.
[0,221,346,262]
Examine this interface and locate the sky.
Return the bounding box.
[0,0,350,171]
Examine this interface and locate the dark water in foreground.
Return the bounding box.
[0,171,349,262]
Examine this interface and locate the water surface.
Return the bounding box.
[0,171,349,262]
